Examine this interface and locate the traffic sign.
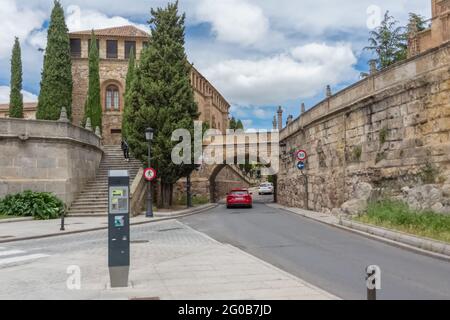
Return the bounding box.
[297,161,305,170]
[143,168,157,181]
[296,150,308,161]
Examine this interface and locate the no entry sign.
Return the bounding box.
[143,168,157,181]
[296,150,308,161]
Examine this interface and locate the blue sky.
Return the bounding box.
[0,0,432,129]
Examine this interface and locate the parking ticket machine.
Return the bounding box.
[108,170,130,288]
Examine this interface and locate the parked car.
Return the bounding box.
[226,189,253,209]
[258,183,274,195]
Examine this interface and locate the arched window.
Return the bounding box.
[105,85,119,111]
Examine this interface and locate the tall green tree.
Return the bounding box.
[83,31,102,131]
[122,47,136,138]
[236,119,244,130]
[229,117,237,130]
[36,0,72,120]
[9,37,23,118]
[364,11,407,69]
[123,1,199,208]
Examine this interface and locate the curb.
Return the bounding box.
[268,203,450,262]
[0,203,218,244]
[339,219,450,259]
[0,217,34,224]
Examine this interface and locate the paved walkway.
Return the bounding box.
[0,204,216,243]
[0,220,337,300]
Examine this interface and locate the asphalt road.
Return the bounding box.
[181,197,450,300]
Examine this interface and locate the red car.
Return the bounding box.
[226,189,253,209]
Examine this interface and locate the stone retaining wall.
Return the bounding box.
[0,118,103,206]
[278,43,450,212]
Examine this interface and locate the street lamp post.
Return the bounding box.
[145,128,154,218]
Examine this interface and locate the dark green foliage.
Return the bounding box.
[229,117,237,129]
[83,31,102,131]
[356,200,450,243]
[379,127,388,144]
[0,191,64,220]
[36,0,72,120]
[122,47,136,138]
[420,163,440,184]
[236,119,244,130]
[123,1,199,208]
[364,11,407,69]
[408,13,428,33]
[9,37,23,118]
[352,145,362,162]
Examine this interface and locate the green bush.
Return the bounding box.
[356,200,450,243]
[0,191,64,220]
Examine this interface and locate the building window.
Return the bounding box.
[106,85,120,111]
[70,39,81,58]
[106,40,118,59]
[125,41,136,59]
[88,39,100,55]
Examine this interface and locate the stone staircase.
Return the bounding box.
[68,145,142,216]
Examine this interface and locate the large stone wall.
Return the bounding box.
[0,118,102,206]
[278,43,450,212]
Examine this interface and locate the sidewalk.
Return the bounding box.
[0,204,216,243]
[0,220,337,300]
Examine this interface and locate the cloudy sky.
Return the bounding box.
[0,0,431,129]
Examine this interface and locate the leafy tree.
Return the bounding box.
[408,13,428,33]
[229,116,237,129]
[364,11,407,69]
[9,37,23,118]
[83,31,102,131]
[123,1,199,208]
[122,47,136,138]
[236,119,244,130]
[36,0,72,120]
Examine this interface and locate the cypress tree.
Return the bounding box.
[229,117,237,130]
[9,37,23,118]
[83,31,102,131]
[123,1,199,208]
[122,47,136,138]
[36,0,72,120]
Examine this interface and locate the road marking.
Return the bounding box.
[0,250,25,257]
[0,254,49,267]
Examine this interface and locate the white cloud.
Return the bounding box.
[0,0,46,58]
[65,5,150,33]
[0,86,38,104]
[195,0,270,46]
[204,42,358,106]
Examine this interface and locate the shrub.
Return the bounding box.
[0,191,64,220]
[419,162,439,184]
[175,194,209,206]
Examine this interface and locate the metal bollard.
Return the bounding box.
[60,206,66,231]
[366,265,381,300]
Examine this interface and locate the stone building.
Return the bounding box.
[69,25,230,145]
[408,0,450,57]
[0,102,37,119]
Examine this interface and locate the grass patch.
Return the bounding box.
[354,200,450,243]
[174,194,210,207]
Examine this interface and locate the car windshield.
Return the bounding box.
[230,191,248,196]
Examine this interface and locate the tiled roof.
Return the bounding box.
[0,102,37,111]
[69,25,150,38]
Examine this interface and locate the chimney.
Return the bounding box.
[301,102,306,114]
[326,85,332,98]
[369,60,378,74]
[277,106,283,130]
[272,116,277,130]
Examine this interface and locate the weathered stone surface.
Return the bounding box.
[353,182,373,201]
[341,199,367,215]
[277,41,450,214]
[0,118,102,206]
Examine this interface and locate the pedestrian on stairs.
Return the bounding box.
[121,139,130,162]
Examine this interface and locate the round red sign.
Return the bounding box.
[143,168,157,181]
[296,150,308,161]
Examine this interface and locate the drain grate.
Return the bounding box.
[130,297,160,300]
[157,227,182,232]
[131,240,149,244]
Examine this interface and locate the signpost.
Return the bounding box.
[108,170,130,288]
[295,150,308,209]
